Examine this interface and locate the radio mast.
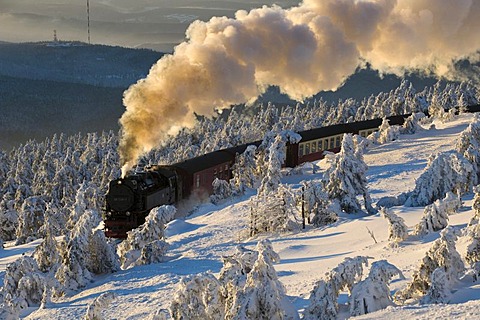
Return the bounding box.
[86,0,91,44]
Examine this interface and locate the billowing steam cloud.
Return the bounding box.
[120,0,480,174]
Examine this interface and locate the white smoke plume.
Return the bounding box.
[119,0,480,174]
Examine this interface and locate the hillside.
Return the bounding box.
[0,42,163,150]
[1,113,479,319]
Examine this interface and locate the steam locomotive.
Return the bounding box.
[104,105,480,238]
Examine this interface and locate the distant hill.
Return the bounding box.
[0,41,163,150]
[0,41,163,87]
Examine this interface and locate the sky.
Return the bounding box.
[0,0,299,52]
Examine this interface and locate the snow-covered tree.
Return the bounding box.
[169,239,290,320]
[349,260,403,316]
[395,227,464,303]
[421,267,451,304]
[304,256,368,320]
[84,292,117,320]
[258,131,301,196]
[370,117,400,144]
[170,273,225,320]
[231,145,258,194]
[323,134,375,214]
[0,198,18,241]
[413,201,449,236]
[210,178,233,204]
[442,191,462,215]
[55,209,114,293]
[234,248,295,320]
[455,113,480,178]
[249,185,299,236]
[401,112,425,135]
[470,185,480,226]
[87,229,120,275]
[220,240,282,319]
[302,180,338,227]
[15,196,47,245]
[465,223,480,281]
[380,207,408,246]
[118,205,174,269]
[405,151,476,207]
[33,211,60,273]
[1,256,46,315]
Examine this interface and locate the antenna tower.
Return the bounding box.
[86,0,91,44]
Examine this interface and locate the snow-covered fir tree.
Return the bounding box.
[380,207,408,246]
[258,130,301,196]
[370,117,400,144]
[33,210,60,273]
[405,151,476,207]
[456,113,480,179]
[170,272,224,320]
[301,180,338,227]
[421,267,451,304]
[84,291,117,320]
[118,205,174,269]
[15,196,46,245]
[210,178,233,204]
[349,260,403,316]
[55,209,116,293]
[303,256,368,320]
[465,223,480,281]
[442,191,462,215]
[323,134,375,214]
[395,227,464,303]
[470,185,480,226]
[169,239,290,320]
[234,248,296,320]
[0,197,18,241]
[230,145,257,194]
[413,192,461,236]
[1,256,47,316]
[413,201,449,236]
[249,184,299,236]
[400,112,425,135]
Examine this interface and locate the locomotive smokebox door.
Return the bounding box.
[106,180,135,212]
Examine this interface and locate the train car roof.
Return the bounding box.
[171,150,234,174]
[298,115,407,142]
[222,140,262,156]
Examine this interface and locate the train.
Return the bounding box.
[104,105,480,238]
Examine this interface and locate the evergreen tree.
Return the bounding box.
[380,207,408,246]
[395,227,464,303]
[118,205,174,269]
[323,134,375,214]
[405,151,476,207]
[15,196,47,245]
[170,273,225,320]
[350,260,403,316]
[0,197,18,241]
[1,256,47,315]
[304,256,368,320]
[84,292,117,320]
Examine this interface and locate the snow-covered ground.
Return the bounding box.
[2,113,480,319]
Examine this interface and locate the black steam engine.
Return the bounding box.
[105,166,179,237]
[104,105,480,238]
